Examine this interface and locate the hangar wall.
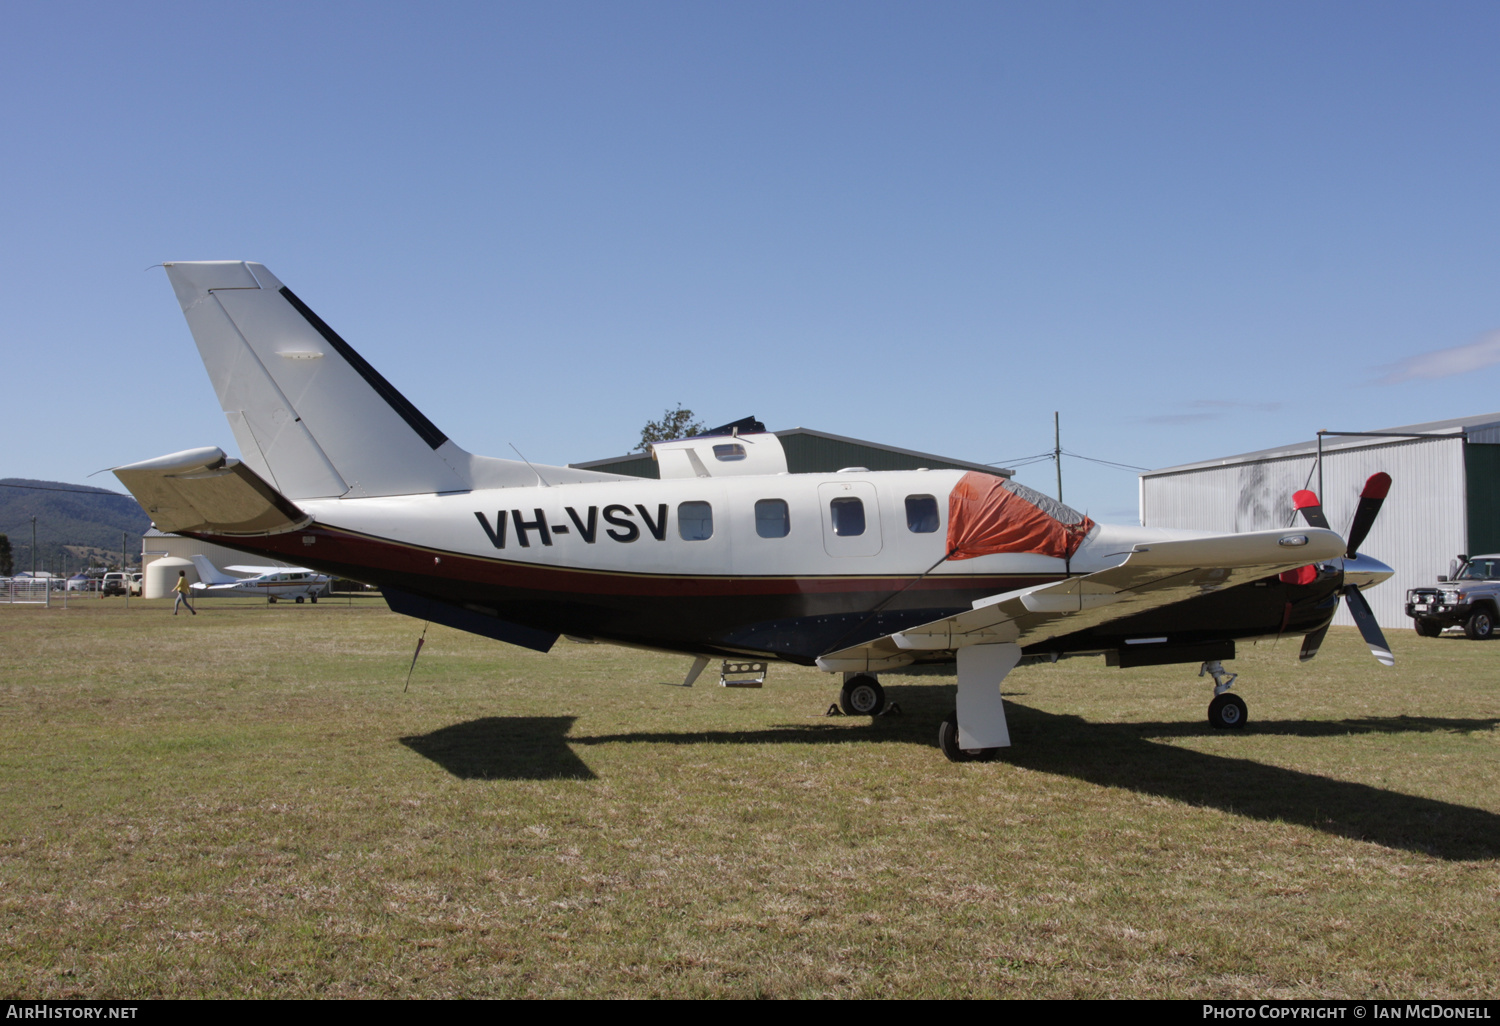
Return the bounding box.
[1142,436,1469,631]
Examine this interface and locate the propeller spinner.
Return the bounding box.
[1294,473,1395,667]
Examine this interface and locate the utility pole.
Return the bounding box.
[122,530,129,609]
[1054,411,1063,504]
[31,516,36,578]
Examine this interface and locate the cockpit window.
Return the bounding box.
[712,443,746,462]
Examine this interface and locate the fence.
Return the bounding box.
[2,579,54,605]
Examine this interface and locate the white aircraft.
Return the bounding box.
[114,262,1396,761]
[188,554,331,603]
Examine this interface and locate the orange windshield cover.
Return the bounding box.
[945,472,1096,561]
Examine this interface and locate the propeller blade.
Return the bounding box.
[1343,584,1394,666]
[1299,623,1329,662]
[1344,472,1392,558]
[1293,489,1330,530]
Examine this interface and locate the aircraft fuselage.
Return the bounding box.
[189,467,1345,665]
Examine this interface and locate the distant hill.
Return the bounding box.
[0,479,151,574]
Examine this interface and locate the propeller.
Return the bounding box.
[1294,473,1395,667]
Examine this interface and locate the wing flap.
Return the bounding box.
[114,446,310,536]
[816,527,1344,672]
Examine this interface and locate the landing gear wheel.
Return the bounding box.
[839,675,886,717]
[295,596,305,604]
[1464,609,1494,640]
[937,711,998,762]
[1208,693,1248,729]
[1413,617,1441,637]
[310,595,318,604]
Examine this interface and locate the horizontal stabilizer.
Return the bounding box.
[114,446,309,536]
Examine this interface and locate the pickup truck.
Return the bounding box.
[1406,554,1500,639]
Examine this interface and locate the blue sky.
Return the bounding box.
[6,1,1498,521]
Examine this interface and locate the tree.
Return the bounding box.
[0,535,10,577]
[637,405,705,452]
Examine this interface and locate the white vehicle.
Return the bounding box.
[1406,554,1500,639]
[114,262,1397,761]
[188,554,330,603]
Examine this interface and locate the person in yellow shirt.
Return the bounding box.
[172,570,196,616]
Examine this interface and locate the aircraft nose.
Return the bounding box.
[1343,552,1395,590]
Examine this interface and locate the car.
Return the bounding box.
[128,573,143,597]
[101,572,129,596]
[1406,553,1500,639]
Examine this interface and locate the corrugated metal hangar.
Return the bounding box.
[574,425,1012,480]
[1141,413,1500,630]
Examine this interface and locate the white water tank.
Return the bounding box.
[144,556,198,600]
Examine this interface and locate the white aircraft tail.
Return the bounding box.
[162,262,629,498]
[189,554,241,586]
[163,261,476,499]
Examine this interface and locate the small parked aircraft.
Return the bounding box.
[188,554,331,603]
[114,262,1396,761]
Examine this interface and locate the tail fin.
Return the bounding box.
[189,554,240,586]
[163,261,470,499]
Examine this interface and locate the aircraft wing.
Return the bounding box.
[816,527,1346,672]
[224,565,315,575]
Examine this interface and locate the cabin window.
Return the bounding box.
[712,443,747,462]
[905,495,939,533]
[678,501,714,541]
[755,499,790,538]
[830,497,866,536]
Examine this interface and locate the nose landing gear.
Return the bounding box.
[1200,660,1247,729]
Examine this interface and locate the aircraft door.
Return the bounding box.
[817,481,883,557]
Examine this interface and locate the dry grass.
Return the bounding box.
[0,597,1497,998]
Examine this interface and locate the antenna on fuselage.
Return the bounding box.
[509,443,551,487]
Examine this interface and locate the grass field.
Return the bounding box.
[1,598,1497,998]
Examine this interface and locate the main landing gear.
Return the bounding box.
[1200,659,1247,729]
[838,674,887,717]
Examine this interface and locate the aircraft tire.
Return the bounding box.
[295,596,305,604]
[938,712,998,762]
[1464,608,1494,640]
[310,595,318,604]
[839,675,885,717]
[1208,693,1248,729]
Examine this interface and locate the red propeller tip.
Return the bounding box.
[1362,473,1392,500]
[1293,490,1320,509]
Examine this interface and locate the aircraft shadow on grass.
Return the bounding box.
[400,717,596,781]
[401,687,1500,861]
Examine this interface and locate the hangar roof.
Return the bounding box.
[574,426,1012,480]
[1144,411,1500,478]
